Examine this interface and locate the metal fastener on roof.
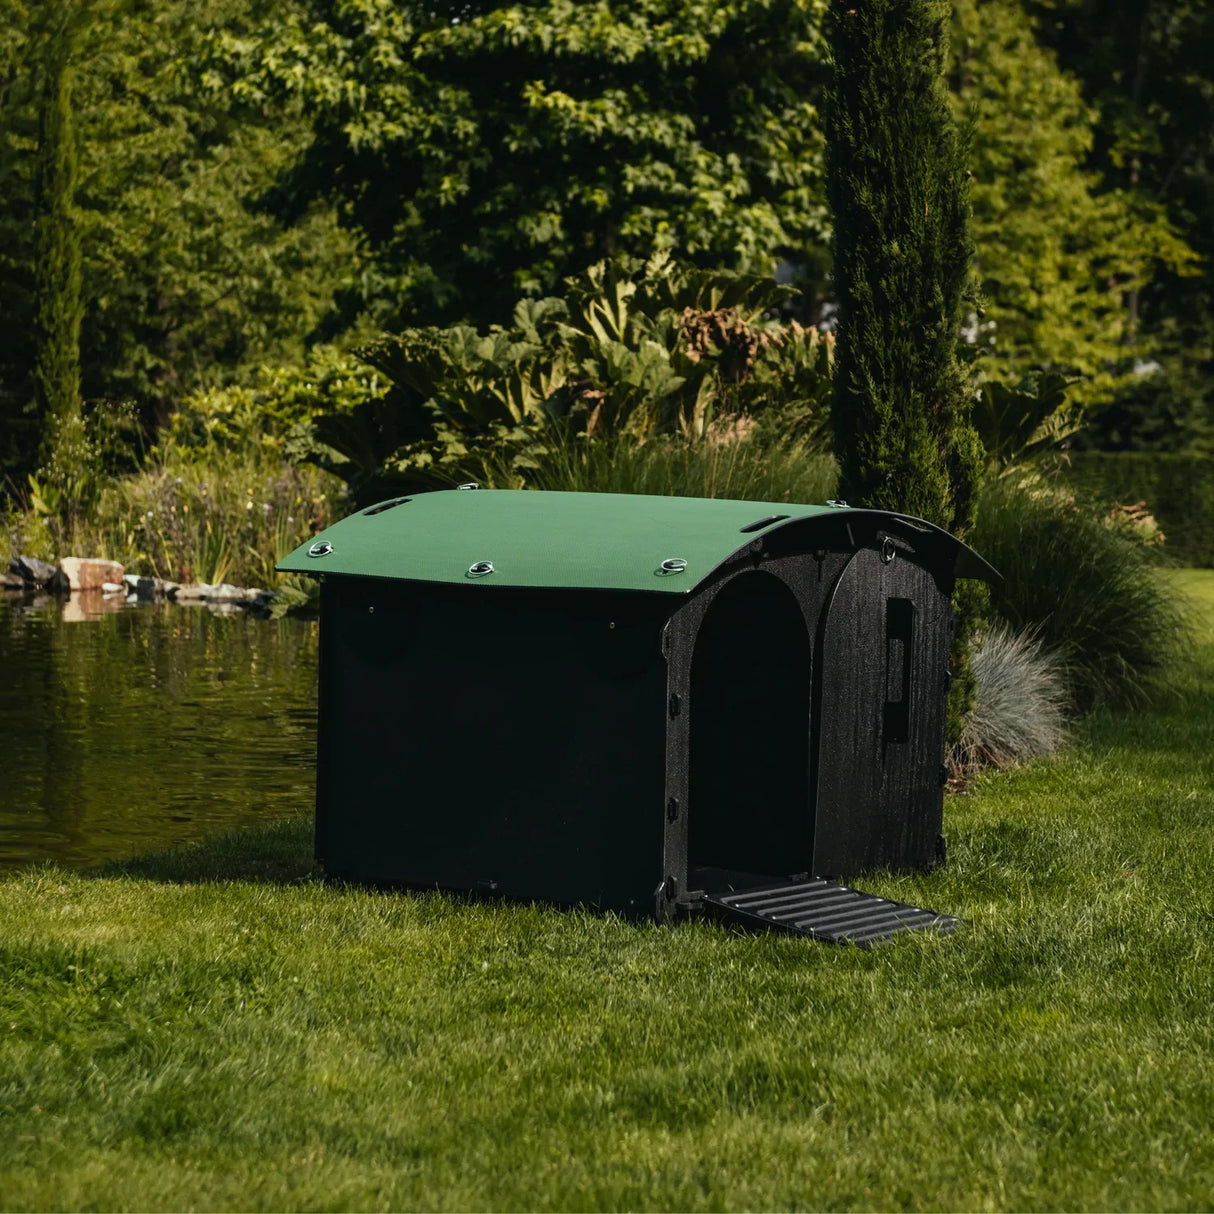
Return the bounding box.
[656,558,688,576]
[466,560,494,578]
[457,482,481,490]
[826,499,849,508]
[308,541,333,557]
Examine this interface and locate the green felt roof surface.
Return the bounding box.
[277,489,838,594]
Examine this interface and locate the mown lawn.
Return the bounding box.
[2,577,1212,1212]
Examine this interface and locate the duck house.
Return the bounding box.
[278,489,997,944]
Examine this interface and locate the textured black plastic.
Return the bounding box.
[317,578,669,914]
[812,546,953,877]
[704,878,960,946]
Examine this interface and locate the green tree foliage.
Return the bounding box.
[206,0,832,330]
[1,1,39,475]
[826,0,981,536]
[8,0,1207,511]
[952,0,1196,407]
[72,1,354,413]
[1022,0,1214,452]
[0,0,355,489]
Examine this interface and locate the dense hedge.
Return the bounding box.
[1063,452,1214,567]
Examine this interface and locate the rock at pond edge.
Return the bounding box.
[61,557,125,592]
[12,555,69,593]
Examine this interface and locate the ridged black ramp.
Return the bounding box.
[703,878,959,947]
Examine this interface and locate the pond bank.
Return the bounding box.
[5,552,291,617]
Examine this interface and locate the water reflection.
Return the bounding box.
[0,592,319,873]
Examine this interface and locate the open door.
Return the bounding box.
[688,552,961,945]
[686,571,813,891]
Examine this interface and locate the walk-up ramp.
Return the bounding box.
[702,878,959,947]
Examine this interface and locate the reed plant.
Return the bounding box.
[72,453,339,587]
[7,440,340,590]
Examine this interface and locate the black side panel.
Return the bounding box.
[687,571,812,879]
[813,547,952,877]
[317,579,669,914]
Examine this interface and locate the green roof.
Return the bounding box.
[277,489,836,594]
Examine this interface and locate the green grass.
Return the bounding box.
[1163,566,1214,633]
[2,579,1213,1211]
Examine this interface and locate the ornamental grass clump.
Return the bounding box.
[971,477,1188,711]
[956,623,1067,773]
[493,430,838,504]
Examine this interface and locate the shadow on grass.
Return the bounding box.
[87,814,318,886]
[81,817,654,930]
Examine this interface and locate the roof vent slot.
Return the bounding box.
[362,497,412,516]
[739,514,790,534]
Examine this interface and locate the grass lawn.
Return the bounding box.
[2,577,1212,1211]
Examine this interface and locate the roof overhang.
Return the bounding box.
[277,489,998,593]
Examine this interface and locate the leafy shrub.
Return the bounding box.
[304,253,835,504]
[8,350,364,577]
[971,370,1084,474]
[18,400,144,559]
[971,476,1188,710]
[4,497,56,566]
[170,346,385,460]
[956,624,1067,773]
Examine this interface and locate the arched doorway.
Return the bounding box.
[687,571,813,888]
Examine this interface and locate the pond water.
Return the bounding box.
[0,592,319,874]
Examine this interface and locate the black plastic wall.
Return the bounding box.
[316,578,670,913]
[661,519,955,914]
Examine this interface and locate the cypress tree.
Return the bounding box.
[32,9,83,444]
[825,0,982,535]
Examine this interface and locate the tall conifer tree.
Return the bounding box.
[32,5,83,443]
[825,0,981,535]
